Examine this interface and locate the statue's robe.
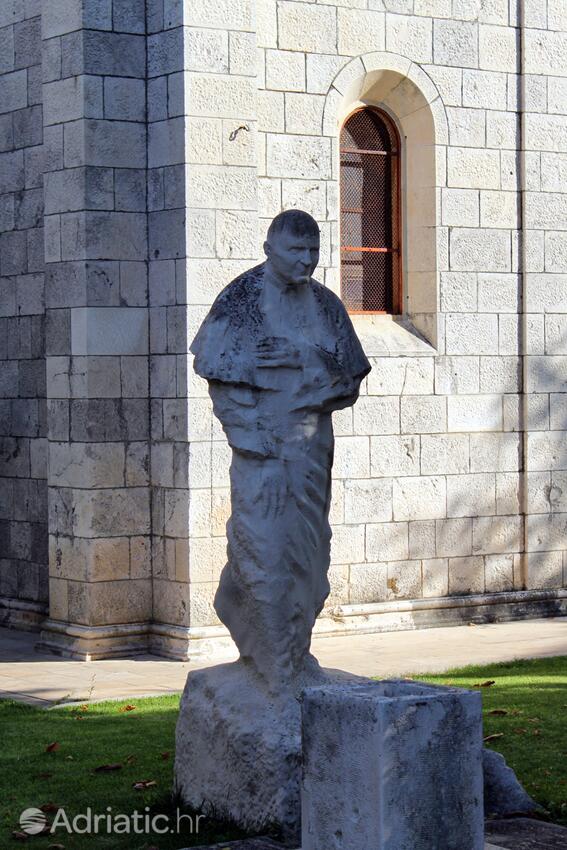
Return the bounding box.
[191,262,370,691]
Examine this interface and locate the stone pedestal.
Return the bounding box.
[301,679,484,850]
[174,657,363,844]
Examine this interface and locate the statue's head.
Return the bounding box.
[263,209,320,287]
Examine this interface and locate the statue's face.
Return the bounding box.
[264,228,320,286]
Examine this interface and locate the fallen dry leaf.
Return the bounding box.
[132,780,157,790]
[48,844,65,849]
[119,704,136,712]
[36,773,53,780]
[474,680,496,688]
[514,727,527,734]
[94,763,122,773]
[484,733,504,743]
[45,742,60,753]
[40,803,59,813]
[487,709,508,716]
[125,754,136,764]
[160,751,170,760]
[11,831,28,841]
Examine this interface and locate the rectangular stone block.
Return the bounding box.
[301,680,483,850]
[447,473,496,518]
[401,396,446,434]
[370,434,420,478]
[393,475,446,521]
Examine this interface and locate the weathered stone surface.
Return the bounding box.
[483,750,540,818]
[175,660,363,843]
[301,679,484,850]
[485,817,567,850]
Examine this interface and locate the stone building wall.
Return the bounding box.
[183,0,567,643]
[0,0,47,626]
[1,0,565,658]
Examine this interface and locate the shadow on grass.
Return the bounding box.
[0,694,278,849]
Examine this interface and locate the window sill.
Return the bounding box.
[350,314,437,358]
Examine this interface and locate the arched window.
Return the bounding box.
[340,107,401,314]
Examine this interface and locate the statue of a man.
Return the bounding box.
[190,210,371,693]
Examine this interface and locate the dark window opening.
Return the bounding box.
[340,107,402,314]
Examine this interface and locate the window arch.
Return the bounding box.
[340,107,402,314]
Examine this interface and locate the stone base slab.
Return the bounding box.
[32,589,567,661]
[174,658,364,845]
[0,596,47,632]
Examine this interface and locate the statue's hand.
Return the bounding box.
[254,470,288,518]
[255,336,301,369]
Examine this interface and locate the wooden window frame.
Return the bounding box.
[339,106,403,316]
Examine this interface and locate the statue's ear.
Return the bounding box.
[263,240,270,258]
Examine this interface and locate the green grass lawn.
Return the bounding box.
[416,655,567,827]
[1,656,566,848]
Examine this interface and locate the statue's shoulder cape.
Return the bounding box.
[190,262,371,386]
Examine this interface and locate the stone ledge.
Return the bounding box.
[351,313,437,357]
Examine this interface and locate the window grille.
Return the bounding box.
[340,107,402,314]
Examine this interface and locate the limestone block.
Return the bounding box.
[257,0,277,48]
[545,232,567,273]
[71,487,150,537]
[423,558,449,597]
[449,555,485,594]
[525,193,567,231]
[477,274,520,313]
[344,478,392,523]
[353,396,399,435]
[548,77,567,117]
[330,524,365,564]
[386,13,432,63]
[470,433,520,473]
[301,679,483,850]
[114,0,144,32]
[49,441,125,488]
[436,517,472,557]
[186,165,256,210]
[223,119,256,167]
[527,356,567,393]
[257,90,284,133]
[216,210,258,260]
[434,19,478,67]
[401,395,446,434]
[409,519,436,559]
[421,433,469,475]
[366,521,409,562]
[483,553,514,592]
[480,191,518,229]
[41,0,82,38]
[393,475,446,521]
[479,25,517,73]
[527,431,567,471]
[472,516,522,556]
[285,93,325,136]
[185,0,253,30]
[306,54,347,95]
[333,435,370,479]
[267,133,332,180]
[279,3,337,54]
[70,307,147,356]
[186,74,255,120]
[148,29,184,77]
[185,26,229,74]
[265,49,306,92]
[386,559,422,599]
[463,70,507,110]
[440,272,477,312]
[349,562,387,605]
[367,357,434,396]
[446,107,485,149]
[497,473,520,516]
[441,189,479,228]
[548,0,567,30]
[448,394,503,433]
[281,179,326,219]
[104,77,146,122]
[480,356,520,394]
[65,119,146,169]
[524,29,567,78]
[337,8,386,56]
[370,434,420,478]
[447,148,501,191]
[447,473,496,517]
[486,111,519,149]
[527,515,567,557]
